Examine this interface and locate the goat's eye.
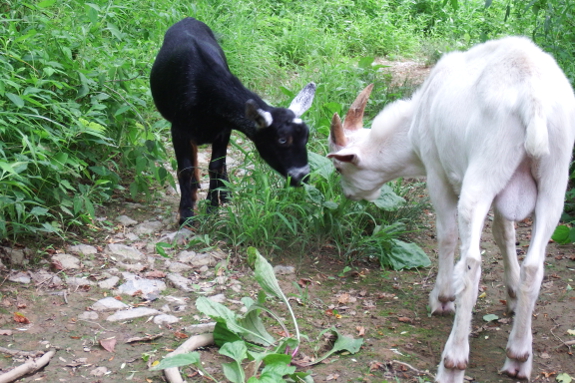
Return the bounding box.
[335,166,342,174]
[278,137,288,145]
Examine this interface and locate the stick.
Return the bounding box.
[391,359,435,379]
[0,347,43,358]
[0,350,56,383]
[163,333,214,383]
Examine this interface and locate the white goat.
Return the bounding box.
[328,36,575,383]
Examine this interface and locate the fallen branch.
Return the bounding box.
[391,359,435,379]
[163,333,214,383]
[0,347,44,358]
[0,350,56,383]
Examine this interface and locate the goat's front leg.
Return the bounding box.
[427,176,459,315]
[436,190,492,383]
[491,209,520,314]
[207,130,231,211]
[172,130,200,226]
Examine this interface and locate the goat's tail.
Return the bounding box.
[523,87,550,158]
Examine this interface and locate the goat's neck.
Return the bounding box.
[368,101,426,183]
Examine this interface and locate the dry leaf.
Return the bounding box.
[132,290,143,297]
[398,316,412,323]
[370,361,385,371]
[99,337,117,353]
[297,278,312,288]
[174,332,188,339]
[126,333,164,343]
[13,312,30,324]
[145,270,166,278]
[338,293,350,304]
[356,326,366,337]
[326,373,340,381]
[377,293,396,299]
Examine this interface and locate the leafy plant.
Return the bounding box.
[151,247,363,382]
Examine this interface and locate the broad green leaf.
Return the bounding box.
[219,340,247,362]
[37,0,56,8]
[309,152,335,182]
[149,352,200,371]
[222,362,245,383]
[552,225,571,244]
[247,247,284,300]
[6,93,24,108]
[483,314,499,322]
[213,322,242,347]
[310,328,363,365]
[358,56,374,69]
[372,185,405,210]
[385,239,431,270]
[30,207,49,216]
[557,373,573,383]
[239,308,275,346]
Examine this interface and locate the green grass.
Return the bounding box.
[1,0,574,263]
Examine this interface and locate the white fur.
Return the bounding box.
[328,36,575,382]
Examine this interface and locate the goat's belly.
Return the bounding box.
[494,161,537,222]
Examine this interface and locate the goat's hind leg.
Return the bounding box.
[207,129,232,211]
[491,209,520,314]
[427,176,459,315]
[172,130,200,226]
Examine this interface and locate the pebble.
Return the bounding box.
[2,247,27,265]
[166,273,193,292]
[66,277,94,286]
[51,253,81,269]
[106,307,162,322]
[167,261,193,273]
[116,215,138,226]
[117,278,167,299]
[153,314,179,325]
[207,293,226,303]
[133,221,163,235]
[273,265,296,275]
[98,276,120,289]
[78,311,99,320]
[105,244,144,263]
[190,253,217,267]
[8,271,30,284]
[91,297,130,312]
[68,244,98,255]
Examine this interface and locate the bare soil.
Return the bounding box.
[1,60,574,383]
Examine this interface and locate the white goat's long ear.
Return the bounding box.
[246,99,273,129]
[288,82,316,117]
[329,112,347,147]
[327,149,360,165]
[343,83,373,131]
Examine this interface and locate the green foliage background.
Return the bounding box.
[1,0,574,253]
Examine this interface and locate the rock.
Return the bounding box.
[8,271,31,284]
[106,244,144,263]
[273,265,296,275]
[153,314,179,325]
[207,294,226,303]
[160,305,171,313]
[133,221,163,236]
[106,307,162,322]
[116,215,138,226]
[90,367,109,376]
[190,253,217,267]
[98,276,120,290]
[166,273,192,292]
[167,261,193,273]
[66,277,94,286]
[159,228,194,245]
[126,233,139,241]
[29,270,63,286]
[68,244,98,255]
[116,261,147,272]
[91,297,129,312]
[51,253,81,269]
[121,272,138,281]
[186,323,216,334]
[117,278,166,299]
[78,311,99,320]
[1,247,27,265]
[177,250,197,263]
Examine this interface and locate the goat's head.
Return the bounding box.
[327,84,384,201]
[246,82,316,186]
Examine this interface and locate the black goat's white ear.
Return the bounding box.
[246,99,273,129]
[288,82,316,118]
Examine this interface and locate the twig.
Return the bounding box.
[391,359,435,379]
[163,333,214,383]
[0,350,56,383]
[76,319,117,332]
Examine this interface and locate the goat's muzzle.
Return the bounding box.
[288,165,310,186]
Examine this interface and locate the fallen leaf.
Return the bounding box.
[483,314,499,322]
[567,329,575,336]
[557,373,573,383]
[174,332,188,339]
[297,278,312,288]
[51,260,64,271]
[17,303,27,309]
[13,312,30,324]
[370,361,385,371]
[356,326,365,337]
[338,293,350,304]
[132,290,143,297]
[398,316,412,323]
[145,270,166,278]
[326,373,340,381]
[99,337,117,353]
[114,296,123,301]
[126,333,164,344]
[377,293,396,299]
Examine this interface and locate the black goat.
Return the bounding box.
[150,18,316,225]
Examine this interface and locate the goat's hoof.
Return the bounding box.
[443,356,467,370]
[431,301,455,316]
[501,357,532,380]
[506,348,530,363]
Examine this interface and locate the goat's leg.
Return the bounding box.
[501,171,568,379]
[491,209,520,314]
[207,129,231,211]
[172,130,200,226]
[436,190,493,383]
[427,176,459,315]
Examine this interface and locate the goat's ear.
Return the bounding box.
[343,83,373,131]
[246,99,273,129]
[327,149,360,165]
[329,112,347,147]
[288,82,316,117]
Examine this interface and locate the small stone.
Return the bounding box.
[177,250,197,264]
[66,277,94,286]
[52,254,81,269]
[117,278,166,299]
[133,221,163,236]
[90,366,109,376]
[159,228,194,245]
[78,311,99,320]
[91,297,129,312]
[207,294,226,303]
[106,307,161,322]
[190,253,217,267]
[166,273,192,292]
[273,265,295,275]
[167,261,193,273]
[153,314,179,325]
[116,261,147,272]
[8,271,31,284]
[1,247,28,265]
[116,215,138,226]
[160,305,171,313]
[105,244,144,263]
[186,323,216,334]
[98,276,120,290]
[68,244,98,256]
[126,233,139,241]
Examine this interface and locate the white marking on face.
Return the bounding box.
[293,118,302,124]
[288,164,310,179]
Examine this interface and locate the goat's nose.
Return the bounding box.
[288,165,310,186]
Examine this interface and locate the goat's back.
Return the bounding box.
[409,36,575,196]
